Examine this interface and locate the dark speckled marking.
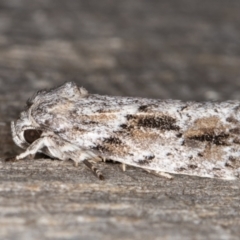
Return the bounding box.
[120,123,133,132]
[44,119,51,125]
[82,120,98,125]
[120,124,128,129]
[229,128,240,134]
[147,155,155,160]
[137,155,155,165]
[96,109,105,113]
[92,145,109,153]
[138,105,149,112]
[177,167,187,172]
[70,109,78,115]
[226,116,239,124]
[126,114,180,131]
[176,133,182,138]
[225,156,240,168]
[225,162,234,168]
[126,115,134,121]
[188,164,198,169]
[233,138,240,144]
[188,132,229,146]
[104,137,122,145]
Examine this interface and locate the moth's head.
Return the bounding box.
[11,81,88,149]
[11,110,42,149]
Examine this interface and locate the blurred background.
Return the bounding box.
[0,0,240,107]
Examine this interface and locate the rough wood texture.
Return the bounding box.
[0,0,240,239]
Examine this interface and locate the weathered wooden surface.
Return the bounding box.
[1,0,240,239]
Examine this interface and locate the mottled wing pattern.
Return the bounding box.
[31,85,240,179]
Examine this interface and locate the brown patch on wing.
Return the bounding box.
[130,128,160,142]
[51,101,75,113]
[184,116,230,146]
[80,113,117,124]
[184,139,203,148]
[182,116,237,163]
[201,144,225,162]
[186,116,222,132]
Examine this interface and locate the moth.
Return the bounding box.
[6,82,240,180]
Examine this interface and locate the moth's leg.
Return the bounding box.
[62,148,104,180]
[144,169,173,179]
[6,135,105,180]
[121,163,127,171]
[5,137,47,162]
[82,159,105,180]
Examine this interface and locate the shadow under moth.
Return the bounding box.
[6,82,240,180]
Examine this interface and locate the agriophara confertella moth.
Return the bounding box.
[6,82,240,180]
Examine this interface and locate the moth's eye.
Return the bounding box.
[24,129,42,144]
